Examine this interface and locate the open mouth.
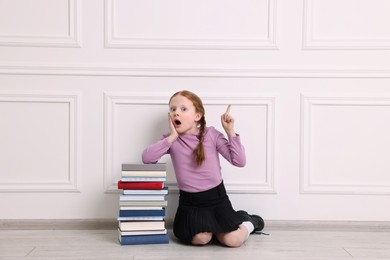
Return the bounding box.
[174,119,182,125]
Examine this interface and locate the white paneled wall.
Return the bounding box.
[1,0,390,222]
[303,0,390,49]
[301,95,390,195]
[105,0,277,49]
[0,0,81,47]
[0,92,80,192]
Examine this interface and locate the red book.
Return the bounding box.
[118,181,164,190]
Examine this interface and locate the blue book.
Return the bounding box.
[119,209,165,217]
[119,233,169,245]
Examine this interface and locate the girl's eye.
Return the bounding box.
[169,108,176,112]
[181,107,187,112]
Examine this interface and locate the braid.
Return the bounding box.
[194,116,206,166]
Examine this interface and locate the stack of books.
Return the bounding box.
[117,163,169,245]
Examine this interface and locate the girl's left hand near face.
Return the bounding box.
[167,113,179,143]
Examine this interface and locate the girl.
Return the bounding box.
[142,90,264,247]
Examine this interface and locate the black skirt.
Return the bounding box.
[173,181,243,244]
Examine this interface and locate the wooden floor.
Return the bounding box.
[1,227,389,259]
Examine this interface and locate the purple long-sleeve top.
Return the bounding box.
[142,126,246,192]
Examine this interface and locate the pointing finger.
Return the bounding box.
[226,104,231,114]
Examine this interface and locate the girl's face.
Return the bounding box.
[169,95,202,135]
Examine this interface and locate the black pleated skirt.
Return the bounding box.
[173,181,243,244]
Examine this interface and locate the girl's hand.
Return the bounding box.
[221,105,236,137]
[167,113,179,143]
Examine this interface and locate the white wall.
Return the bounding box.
[1,0,390,222]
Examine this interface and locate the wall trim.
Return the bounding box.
[2,63,390,78]
[300,94,390,195]
[0,0,81,48]
[104,0,278,50]
[303,0,390,50]
[0,91,81,193]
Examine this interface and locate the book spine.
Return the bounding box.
[121,163,167,171]
[121,170,166,177]
[122,187,168,195]
[119,234,169,245]
[117,216,164,221]
[121,177,166,182]
[119,201,168,207]
[117,181,164,190]
[118,228,167,236]
[119,195,165,201]
[119,221,165,231]
[119,209,165,217]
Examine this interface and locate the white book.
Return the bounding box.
[119,195,166,201]
[119,206,164,210]
[121,170,166,177]
[121,177,166,182]
[118,221,165,231]
[118,228,168,236]
[119,200,168,207]
[122,187,168,195]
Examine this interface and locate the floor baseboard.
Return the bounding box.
[0,219,117,230]
[266,220,390,232]
[1,219,390,231]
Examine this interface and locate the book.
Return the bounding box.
[118,228,167,236]
[118,216,164,221]
[119,206,163,210]
[118,181,164,190]
[121,170,166,177]
[122,187,168,195]
[122,163,167,171]
[121,177,166,182]
[118,221,165,231]
[117,163,169,245]
[119,201,168,207]
[119,233,169,245]
[119,209,165,217]
[120,194,165,201]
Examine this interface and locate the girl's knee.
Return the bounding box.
[224,237,244,248]
[191,232,213,246]
[216,233,245,248]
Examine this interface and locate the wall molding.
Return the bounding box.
[300,94,390,195]
[104,0,278,50]
[3,63,390,78]
[104,92,277,194]
[0,0,81,48]
[0,92,81,192]
[303,0,390,50]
